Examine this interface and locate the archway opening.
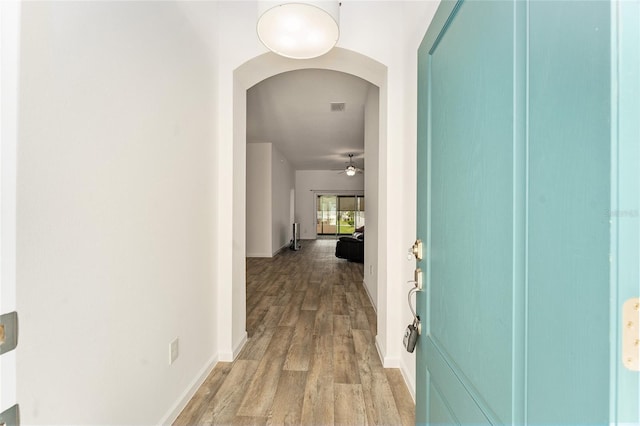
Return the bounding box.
[223,48,388,362]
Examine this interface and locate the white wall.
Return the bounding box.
[9,2,441,422]
[246,143,272,257]
[17,2,218,424]
[295,170,365,240]
[271,144,295,254]
[0,0,20,412]
[246,143,294,257]
[364,85,380,308]
[218,0,261,361]
[396,1,440,397]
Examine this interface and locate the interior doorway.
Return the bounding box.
[228,48,388,361]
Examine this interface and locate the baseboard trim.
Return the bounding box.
[246,252,273,258]
[375,335,416,402]
[233,332,248,359]
[361,279,377,312]
[159,353,219,425]
[272,242,291,257]
[374,335,386,366]
[399,358,416,402]
[218,332,248,362]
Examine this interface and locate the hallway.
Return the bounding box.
[174,239,414,425]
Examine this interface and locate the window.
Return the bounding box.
[316,195,364,236]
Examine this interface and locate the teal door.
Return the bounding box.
[416,0,639,424]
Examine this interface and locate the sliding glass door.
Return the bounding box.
[316,195,365,236]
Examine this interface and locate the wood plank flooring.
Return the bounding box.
[174,239,415,425]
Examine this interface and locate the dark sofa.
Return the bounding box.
[335,230,364,263]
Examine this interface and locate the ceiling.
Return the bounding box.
[246,68,374,171]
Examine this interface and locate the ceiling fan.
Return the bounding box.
[340,154,364,176]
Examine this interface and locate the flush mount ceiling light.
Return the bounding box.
[257,1,340,59]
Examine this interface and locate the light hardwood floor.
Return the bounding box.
[174,239,415,425]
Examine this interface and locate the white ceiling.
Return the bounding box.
[246,68,373,171]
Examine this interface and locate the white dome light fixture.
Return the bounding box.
[257,1,340,59]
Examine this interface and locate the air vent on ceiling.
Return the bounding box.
[330,102,346,112]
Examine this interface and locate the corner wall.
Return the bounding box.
[363,85,380,307]
[271,145,295,254]
[246,143,294,257]
[246,143,272,257]
[17,3,219,424]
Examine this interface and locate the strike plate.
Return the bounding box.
[622,298,640,371]
[0,404,19,426]
[0,312,18,355]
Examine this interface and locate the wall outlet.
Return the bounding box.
[170,338,179,365]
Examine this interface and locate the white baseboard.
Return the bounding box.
[233,332,248,359]
[375,335,416,401]
[159,353,219,426]
[248,243,290,258]
[399,358,416,402]
[361,279,377,312]
[375,334,387,366]
[272,242,291,257]
[246,252,273,258]
[218,332,248,362]
[375,335,401,369]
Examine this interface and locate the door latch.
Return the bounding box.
[622,298,640,371]
[0,311,18,355]
[407,268,423,290]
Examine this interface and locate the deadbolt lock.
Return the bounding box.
[410,239,423,261]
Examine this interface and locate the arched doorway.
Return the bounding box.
[220,48,389,361]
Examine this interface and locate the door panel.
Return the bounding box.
[526,1,611,423]
[417,0,518,424]
[425,340,491,424]
[428,374,460,425]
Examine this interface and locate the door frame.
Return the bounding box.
[610,0,640,421]
[226,48,389,363]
